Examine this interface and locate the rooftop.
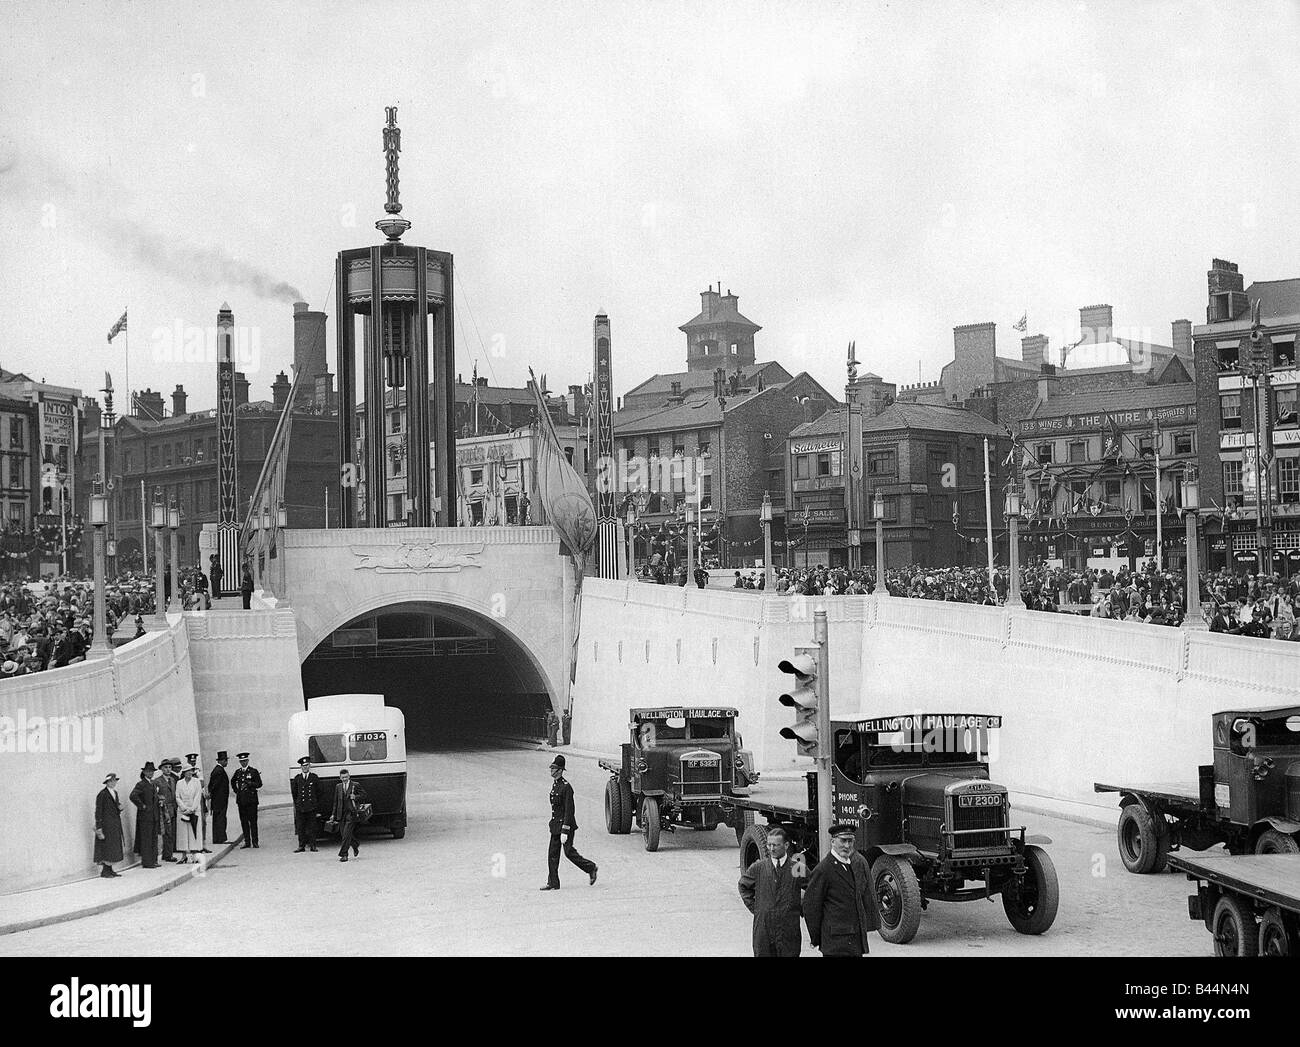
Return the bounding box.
[1024,380,1196,421]
[791,401,1006,439]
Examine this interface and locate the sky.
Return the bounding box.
[1,0,1298,413]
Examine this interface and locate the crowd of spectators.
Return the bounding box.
[640,554,1300,642]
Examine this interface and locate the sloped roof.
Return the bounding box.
[1248,278,1300,322]
[623,360,790,401]
[792,401,1005,439]
[1025,380,1195,421]
[612,394,735,435]
[678,300,762,332]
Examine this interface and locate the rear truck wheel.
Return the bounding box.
[871,854,923,945]
[1259,907,1293,957]
[642,796,661,852]
[1003,845,1060,935]
[390,806,406,839]
[1254,828,1300,854]
[739,823,769,869]
[735,807,755,846]
[603,779,623,835]
[1117,802,1170,873]
[1212,894,1258,957]
[617,780,634,834]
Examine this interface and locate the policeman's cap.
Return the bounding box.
[828,822,857,839]
[236,752,250,760]
[297,756,312,766]
[549,755,565,770]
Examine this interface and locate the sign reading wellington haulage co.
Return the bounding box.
[1017,404,1196,438]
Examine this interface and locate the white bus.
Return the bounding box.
[288,693,408,839]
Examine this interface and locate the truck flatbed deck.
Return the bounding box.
[1093,780,1201,805]
[1169,853,1300,915]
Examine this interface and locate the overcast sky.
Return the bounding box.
[1,0,1297,412]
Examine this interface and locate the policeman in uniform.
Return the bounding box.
[231,751,263,848]
[802,822,880,957]
[540,755,598,890]
[290,756,321,852]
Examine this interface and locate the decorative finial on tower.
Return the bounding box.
[376,105,413,241]
[846,340,858,385]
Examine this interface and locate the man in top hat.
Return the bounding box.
[129,762,160,869]
[802,823,880,957]
[94,773,125,877]
[208,751,230,844]
[540,754,597,890]
[738,824,805,956]
[231,752,262,848]
[157,758,180,862]
[291,756,321,852]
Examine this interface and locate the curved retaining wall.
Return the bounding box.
[0,621,200,895]
[571,581,1300,822]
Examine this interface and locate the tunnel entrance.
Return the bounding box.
[300,601,553,750]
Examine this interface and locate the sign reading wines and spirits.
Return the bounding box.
[1017,404,1196,438]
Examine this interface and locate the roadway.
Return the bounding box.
[0,745,1210,956]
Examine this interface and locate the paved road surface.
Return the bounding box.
[0,745,1210,956]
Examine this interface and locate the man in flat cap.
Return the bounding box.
[94,773,125,878]
[802,823,880,957]
[231,752,262,848]
[540,754,598,890]
[738,824,805,956]
[157,758,179,862]
[208,751,230,844]
[130,762,160,869]
[291,756,321,852]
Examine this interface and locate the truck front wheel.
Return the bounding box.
[1003,845,1060,935]
[734,808,754,846]
[871,855,923,944]
[1254,829,1300,855]
[642,797,662,852]
[617,780,634,834]
[738,823,769,869]
[604,779,624,835]
[1117,802,1170,873]
[1212,894,1258,957]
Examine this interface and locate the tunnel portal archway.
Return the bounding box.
[300,600,554,749]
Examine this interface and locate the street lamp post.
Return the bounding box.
[277,503,289,604]
[873,491,890,597]
[684,500,696,584]
[151,497,167,626]
[1005,482,1022,609]
[167,504,181,613]
[260,506,274,597]
[760,491,774,592]
[89,486,112,657]
[625,500,637,579]
[1182,470,1205,630]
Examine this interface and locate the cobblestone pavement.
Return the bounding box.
[0,745,1210,956]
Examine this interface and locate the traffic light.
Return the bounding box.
[778,643,822,758]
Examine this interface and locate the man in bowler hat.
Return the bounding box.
[540,755,598,890]
[802,822,880,956]
[130,762,160,868]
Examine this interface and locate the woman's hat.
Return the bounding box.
[103,773,118,784]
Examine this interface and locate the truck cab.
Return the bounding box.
[1212,706,1300,842]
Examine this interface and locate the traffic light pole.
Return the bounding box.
[813,607,832,863]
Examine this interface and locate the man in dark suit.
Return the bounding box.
[291,756,321,852]
[328,768,365,862]
[129,762,160,868]
[540,754,597,890]
[738,825,804,956]
[157,758,179,862]
[803,823,880,957]
[231,752,262,848]
[209,555,225,599]
[208,751,230,844]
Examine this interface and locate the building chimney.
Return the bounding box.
[171,384,187,417]
[314,373,335,412]
[1079,304,1113,344]
[1171,319,1193,357]
[293,301,328,392]
[234,372,250,408]
[669,380,683,403]
[272,371,291,410]
[1036,364,1060,404]
[1207,259,1249,323]
[134,388,165,421]
[700,286,720,321]
[1021,333,1049,366]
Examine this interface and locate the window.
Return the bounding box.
[9,418,22,449]
[1036,443,1053,464]
[9,502,22,525]
[912,498,927,524]
[697,435,710,458]
[817,453,831,477]
[1220,393,1241,429]
[1139,477,1156,511]
[470,501,484,524]
[348,731,388,762]
[390,411,401,434]
[648,439,660,459]
[868,450,896,476]
[1276,388,1298,425]
[1280,459,1300,504]
[1068,441,1086,464]
[965,447,976,476]
[1218,346,1239,371]
[1104,479,1121,505]
[1068,480,1088,508]
[505,494,518,524]
[57,446,68,473]
[1137,436,1154,457]
[794,455,810,479]
[563,447,573,465]
[164,444,173,468]
[927,449,946,475]
[1223,461,1243,497]
[1174,432,1194,455]
[882,495,899,522]
[469,468,484,486]
[673,442,685,458]
[1275,341,1296,368]
[308,734,347,764]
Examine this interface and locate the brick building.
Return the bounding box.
[1193,258,1300,575]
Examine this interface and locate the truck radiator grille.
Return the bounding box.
[680,754,723,799]
[949,798,1009,850]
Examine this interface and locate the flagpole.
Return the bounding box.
[983,437,995,588]
[1154,420,1162,573]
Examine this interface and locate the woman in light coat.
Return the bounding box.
[175,764,204,862]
